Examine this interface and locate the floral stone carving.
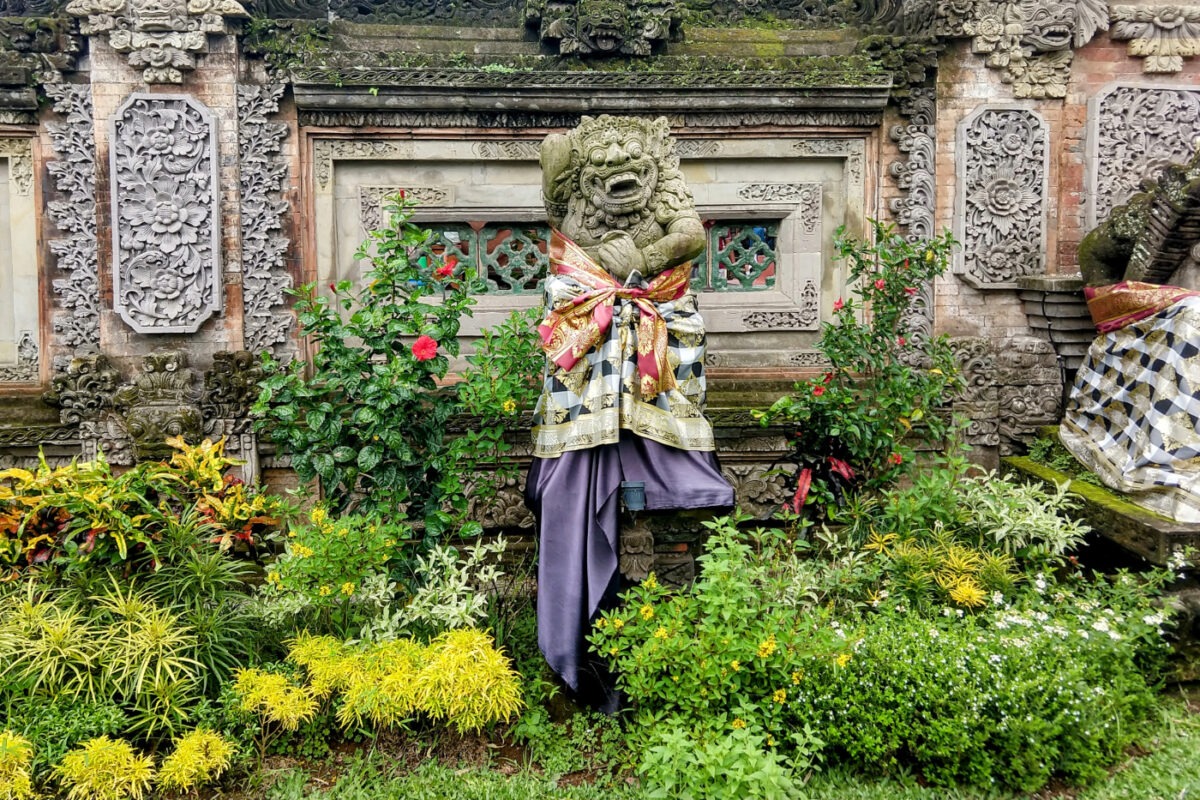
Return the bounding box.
[238,84,293,358]
[524,0,681,56]
[110,93,221,334]
[1089,84,1200,230]
[1111,5,1200,73]
[46,84,100,369]
[67,0,247,84]
[956,107,1048,288]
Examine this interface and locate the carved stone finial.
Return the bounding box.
[201,350,263,427]
[952,0,1110,99]
[1111,5,1200,73]
[66,0,247,83]
[525,0,681,57]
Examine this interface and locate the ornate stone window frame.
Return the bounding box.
[310,134,869,348]
[953,104,1050,290]
[0,136,40,385]
[1087,81,1200,232]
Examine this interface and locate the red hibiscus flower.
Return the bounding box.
[833,298,844,312]
[904,286,917,296]
[889,452,903,465]
[897,336,907,347]
[435,257,457,279]
[412,335,438,361]
[874,278,886,290]
[812,385,826,397]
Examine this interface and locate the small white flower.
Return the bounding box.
[1092,619,1110,633]
[1143,613,1165,627]
[929,628,940,639]
[1034,573,1047,592]
[991,591,1005,606]
[943,607,955,617]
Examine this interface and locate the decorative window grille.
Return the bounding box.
[416,219,781,295]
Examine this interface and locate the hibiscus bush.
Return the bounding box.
[254,193,483,535]
[760,221,960,512]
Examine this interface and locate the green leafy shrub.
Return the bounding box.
[0,697,126,785]
[590,516,844,754]
[0,730,35,800]
[639,727,801,800]
[760,222,960,511]
[54,736,154,800]
[792,576,1171,792]
[157,728,235,793]
[254,193,483,532]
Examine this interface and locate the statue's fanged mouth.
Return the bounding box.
[605,174,643,201]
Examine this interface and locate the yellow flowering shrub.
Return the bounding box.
[0,730,35,800]
[157,729,234,792]
[54,737,154,800]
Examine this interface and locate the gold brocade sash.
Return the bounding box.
[1086,281,1200,334]
[538,230,692,397]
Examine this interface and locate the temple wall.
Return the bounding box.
[1,0,1198,511]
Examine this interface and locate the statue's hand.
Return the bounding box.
[597,231,646,282]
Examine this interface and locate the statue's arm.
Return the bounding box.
[640,214,706,276]
[540,133,571,229]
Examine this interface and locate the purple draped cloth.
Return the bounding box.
[525,432,734,705]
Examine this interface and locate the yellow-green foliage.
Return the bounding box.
[878,532,1017,609]
[54,736,154,800]
[414,629,523,733]
[157,728,233,792]
[0,730,35,800]
[338,638,425,729]
[234,668,318,731]
[277,630,521,734]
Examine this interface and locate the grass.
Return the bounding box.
[249,692,1200,800]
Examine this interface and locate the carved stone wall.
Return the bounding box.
[955,106,1049,288]
[1088,83,1200,231]
[238,83,294,358]
[110,93,222,334]
[949,334,1062,462]
[46,84,100,371]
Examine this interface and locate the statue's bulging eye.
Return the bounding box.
[590,149,606,166]
[628,141,643,159]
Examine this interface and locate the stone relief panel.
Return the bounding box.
[67,0,248,84]
[46,84,100,371]
[238,84,294,359]
[0,137,38,383]
[1088,83,1200,230]
[329,0,518,24]
[110,93,221,334]
[955,107,1048,288]
[1111,5,1200,73]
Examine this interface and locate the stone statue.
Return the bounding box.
[525,115,734,710]
[539,114,705,283]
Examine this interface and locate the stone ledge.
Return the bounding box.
[1002,455,1200,566]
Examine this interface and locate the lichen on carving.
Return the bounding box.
[524,0,681,57]
[111,93,221,334]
